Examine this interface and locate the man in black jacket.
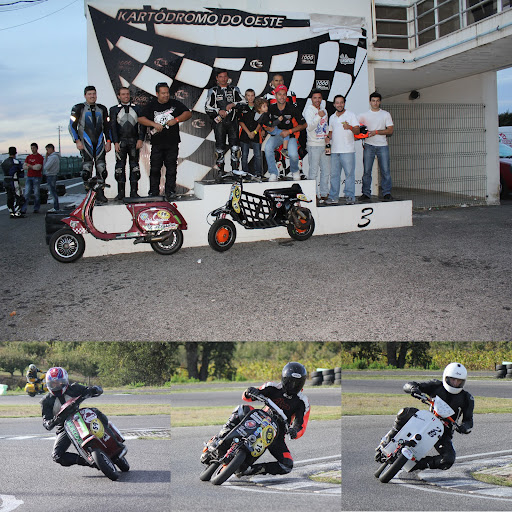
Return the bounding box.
[377,362,473,471]
[41,367,105,467]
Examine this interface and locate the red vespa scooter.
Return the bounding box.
[48,178,187,262]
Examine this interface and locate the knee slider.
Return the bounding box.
[81,169,92,182]
[130,167,141,181]
[114,169,126,182]
[231,146,241,161]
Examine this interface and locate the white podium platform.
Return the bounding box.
[81,179,412,257]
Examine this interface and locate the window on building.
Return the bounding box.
[467,0,497,24]
[375,6,409,49]
[438,0,461,37]
[416,0,437,45]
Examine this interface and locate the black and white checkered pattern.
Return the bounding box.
[89,6,367,194]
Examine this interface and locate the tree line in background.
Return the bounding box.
[0,341,341,387]
[342,342,512,370]
[499,111,512,126]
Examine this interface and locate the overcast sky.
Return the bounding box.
[0,0,511,156]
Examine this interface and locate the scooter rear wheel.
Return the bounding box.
[150,230,184,255]
[114,455,130,472]
[49,228,85,263]
[92,448,119,481]
[208,219,237,252]
[287,209,315,241]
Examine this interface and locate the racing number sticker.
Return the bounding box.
[358,207,374,228]
[232,185,241,214]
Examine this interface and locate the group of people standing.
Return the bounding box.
[1,143,60,218]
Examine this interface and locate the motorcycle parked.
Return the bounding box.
[374,392,462,483]
[55,392,129,481]
[48,177,187,262]
[199,393,289,485]
[207,177,315,251]
[25,371,48,397]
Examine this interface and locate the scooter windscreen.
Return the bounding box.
[432,395,455,418]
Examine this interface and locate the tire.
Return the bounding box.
[379,454,408,483]
[27,392,36,397]
[287,209,315,241]
[310,371,321,379]
[92,449,119,481]
[49,229,85,263]
[208,219,237,252]
[374,462,388,478]
[322,369,335,377]
[199,461,220,481]
[114,455,130,472]
[334,379,341,386]
[150,230,183,255]
[211,450,246,486]
[311,377,323,386]
[496,364,505,371]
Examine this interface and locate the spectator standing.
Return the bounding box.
[43,144,60,210]
[138,82,192,200]
[303,90,330,204]
[20,142,44,214]
[325,95,360,205]
[239,89,263,178]
[264,85,307,182]
[1,146,25,218]
[69,85,111,203]
[358,92,394,201]
[109,87,145,199]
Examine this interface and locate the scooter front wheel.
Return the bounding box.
[49,228,85,263]
[92,448,119,481]
[208,219,237,252]
[211,450,246,485]
[199,461,220,481]
[379,453,408,483]
[150,230,184,255]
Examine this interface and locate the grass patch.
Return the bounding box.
[171,405,341,427]
[0,403,170,418]
[309,470,341,484]
[342,393,512,416]
[472,472,512,487]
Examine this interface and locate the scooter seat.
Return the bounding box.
[264,183,303,198]
[123,196,165,204]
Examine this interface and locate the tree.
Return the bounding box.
[185,342,236,381]
[386,342,409,368]
[0,343,33,378]
[499,111,512,126]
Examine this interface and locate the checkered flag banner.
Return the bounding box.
[89,5,367,194]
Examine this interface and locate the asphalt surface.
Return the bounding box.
[0,193,511,341]
[0,415,170,512]
[171,420,341,512]
[342,413,512,511]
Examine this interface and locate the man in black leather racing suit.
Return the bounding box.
[69,85,111,203]
[41,366,108,468]
[377,362,473,471]
[109,87,145,199]
[205,69,246,177]
[210,362,310,477]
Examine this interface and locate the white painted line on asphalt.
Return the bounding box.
[295,454,341,465]
[457,449,512,460]
[0,495,24,512]
[222,484,340,497]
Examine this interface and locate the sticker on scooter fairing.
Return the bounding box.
[157,210,171,220]
[82,409,98,422]
[90,418,105,439]
[232,185,241,214]
[245,420,257,429]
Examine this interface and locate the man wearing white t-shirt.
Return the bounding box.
[303,89,330,203]
[358,91,394,201]
[325,95,360,205]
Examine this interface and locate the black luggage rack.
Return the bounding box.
[235,190,280,229]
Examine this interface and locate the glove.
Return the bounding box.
[246,387,260,398]
[409,386,421,396]
[92,386,103,397]
[44,418,56,431]
[288,427,298,439]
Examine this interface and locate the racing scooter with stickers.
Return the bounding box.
[374,392,463,483]
[199,393,289,485]
[54,391,129,481]
[207,176,315,251]
[48,177,187,262]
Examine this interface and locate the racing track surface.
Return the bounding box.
[0,391,170,512]
[342,413,512,511]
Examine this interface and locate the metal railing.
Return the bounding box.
[385,103,488,208]
[375,0,511,49]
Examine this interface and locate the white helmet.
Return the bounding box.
[442,362,467,394]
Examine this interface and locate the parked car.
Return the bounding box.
[499,142,512,198]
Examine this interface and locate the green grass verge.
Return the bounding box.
[342,393,512,416]
[171,405,341,427]
[472,472,512,487]
[309,471,341,484]
[0,403,170,418]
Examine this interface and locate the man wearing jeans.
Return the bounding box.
[358,91,394,201]
[264,85,307,182]
[325,95,360,205]
[43,144,60,210]
[21,142,44,214]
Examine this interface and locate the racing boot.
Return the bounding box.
[411,457,431,471]
[96,188,108,204]
[115,182,125,201]
[239,464,267,477]
[130,182,140,198]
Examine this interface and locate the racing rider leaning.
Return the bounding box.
[377,362,473,471]
[69,85,111,203]
[41,367,108,468]
[210,362,310,477]
[205,69,246,177]
[26,364,43,384]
